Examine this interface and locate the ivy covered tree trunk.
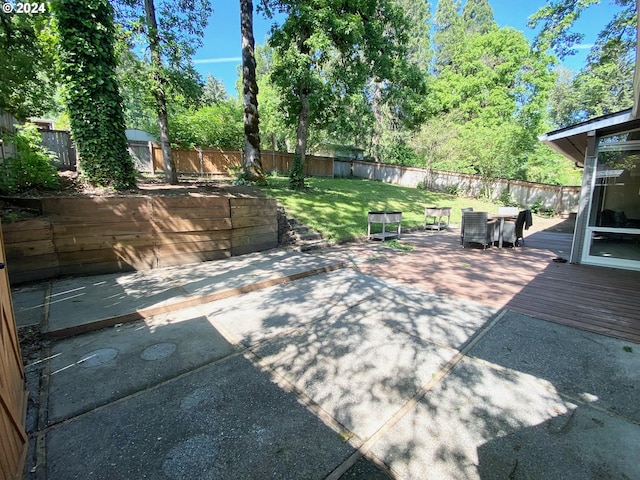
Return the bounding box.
[240,0,265,183]
[144,0,178,185]
[52,0,136,190]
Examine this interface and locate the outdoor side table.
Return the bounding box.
[424,207,451,231]
[368,211,402,241]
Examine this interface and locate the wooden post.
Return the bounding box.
[149,142,155,174]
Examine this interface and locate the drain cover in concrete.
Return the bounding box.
[140,342,177,361]
[77,348,118,368]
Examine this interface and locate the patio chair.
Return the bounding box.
[502,209,533,247]
[462,211,495,249]
[460,207,473,245]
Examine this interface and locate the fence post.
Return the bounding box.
[148,142,155,174]
[198,147,203,175]
[272,134,276,173]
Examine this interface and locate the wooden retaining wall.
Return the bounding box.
[2,196,277,284]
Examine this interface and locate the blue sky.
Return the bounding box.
[193,0,620,97]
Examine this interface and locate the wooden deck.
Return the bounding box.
[324,229,640,344]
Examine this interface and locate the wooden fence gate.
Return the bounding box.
[0,222,28,480]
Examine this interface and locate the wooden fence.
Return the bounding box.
[41,130,76,170]
[0,111,18,161]
[148,144,334,178]
[1,196,278,284]
[0,222,28,480]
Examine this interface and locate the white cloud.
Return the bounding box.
[193,57,242,64]
[574,44,594,50]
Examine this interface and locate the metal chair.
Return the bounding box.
[462,211,495,249]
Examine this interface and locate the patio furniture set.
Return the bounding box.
[367,206,532,249]
[461,207,532,249]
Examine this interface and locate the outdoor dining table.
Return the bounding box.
[488,213,518,248]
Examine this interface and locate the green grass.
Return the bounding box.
[258,176,506,242]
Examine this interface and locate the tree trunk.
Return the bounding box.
[290,86,310,190]
[144,0,177,184]
[371,81,383,163]
[240,0,265,183]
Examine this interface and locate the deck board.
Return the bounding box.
[325,228,640,344]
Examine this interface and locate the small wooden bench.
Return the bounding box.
[368,211,402,241]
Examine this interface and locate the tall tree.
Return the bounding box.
[241,0,265,183]
[529,0,636,120]
[261,0,414,189]
[371,0,431,163]
[461,0,496,35]
[433,0,463,73]
[116,0,212,184]
[144,0,177,183]
[51,0,136,190]
[202,74,228,105]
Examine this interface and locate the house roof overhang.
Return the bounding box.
[538,109,640,167]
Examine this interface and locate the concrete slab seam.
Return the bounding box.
[40,282,51,335]
[44,261,347,339]
[34,342,51,480]
[324,308,510,480]
[241,348,363,448]
[40,349,246,432]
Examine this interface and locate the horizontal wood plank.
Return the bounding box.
[1,218,51,233]
[155,231,231,245]
[5,240,55,257]
[152,218,232,233]
[232,216,277,229]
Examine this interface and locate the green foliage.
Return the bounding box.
[170,101,243,148]
[380,139,423,167]
[202,73,228,105]
[0,11,57,119]
[0,123,60,194]
[498,189,518,207]
[530,199,555,217]
[530,0,635,124]
[385,239,415,251]
[52,0,137,190]
[462,0,496,36]
[288,154,305,190]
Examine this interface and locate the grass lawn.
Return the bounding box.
[258,176,508,242]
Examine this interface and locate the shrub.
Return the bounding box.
[0,123,59,194]
[498,189,518,207]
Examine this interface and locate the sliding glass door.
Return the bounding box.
[582,131,640,269]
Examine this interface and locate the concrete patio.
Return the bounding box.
[13,232,640,479]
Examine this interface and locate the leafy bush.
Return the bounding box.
[498,189,518,207]
[530,199,555,217]
[0,123,59,194]
[170,102,243,149]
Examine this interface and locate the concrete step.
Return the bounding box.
[298,231,323,241]
[293,225,311,234]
